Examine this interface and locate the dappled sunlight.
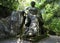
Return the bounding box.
[0,0,60,43]
[18,0,36,10]
[17,38,20,43]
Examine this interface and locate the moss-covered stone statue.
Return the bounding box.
[21,1,47,42]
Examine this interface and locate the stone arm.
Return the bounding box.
[23,7,30,25]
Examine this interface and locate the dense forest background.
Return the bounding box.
[0,0,60,35]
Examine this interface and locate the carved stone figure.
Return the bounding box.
[0,10,25,39]
[24,1,39,37]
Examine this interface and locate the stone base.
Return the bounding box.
[21,34,48,42]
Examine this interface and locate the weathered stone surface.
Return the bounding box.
[0,11,24,39]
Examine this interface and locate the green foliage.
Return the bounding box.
[35,0,60,35]
[0,0,19,10]
[49,18,60,33]
[42,1,60,35]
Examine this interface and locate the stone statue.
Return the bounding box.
[24,1,39,36]
[9,10,25,36]
[0,10,25,39]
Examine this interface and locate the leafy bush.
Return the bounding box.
[0,0,19,10]
[35,0,60,35]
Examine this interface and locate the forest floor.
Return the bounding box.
[0,35,60,43]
